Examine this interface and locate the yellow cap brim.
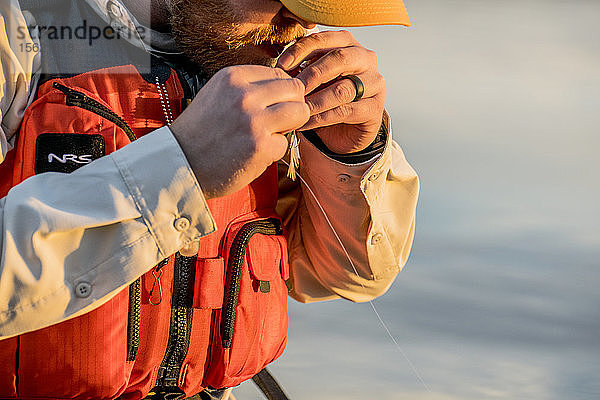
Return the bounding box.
[280,0,411,27]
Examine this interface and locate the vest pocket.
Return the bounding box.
[202,217,289,389]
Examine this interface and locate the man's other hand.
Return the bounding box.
[277,31,386,155]
[170,65,310,199]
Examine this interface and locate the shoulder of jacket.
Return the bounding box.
[0,0,42,158]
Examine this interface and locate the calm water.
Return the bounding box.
[237,1,600,398]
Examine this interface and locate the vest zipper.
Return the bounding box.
[151,76,196,393]
[52,82,137,142]
[126,279,141,361]
[221,218,283,349]
[155,252,197,389]
[52,81,141,362]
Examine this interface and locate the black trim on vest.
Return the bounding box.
[139,57,172,85]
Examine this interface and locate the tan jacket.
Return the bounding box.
[0,0,419,338]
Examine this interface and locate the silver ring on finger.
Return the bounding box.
[345,75,365,103]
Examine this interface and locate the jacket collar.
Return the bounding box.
[84,0,180,56]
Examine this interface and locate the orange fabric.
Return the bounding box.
[0,337,17,397]
[18,291,132,399]
[193,258,225,309]
[0,64,290,398]
[248,235,283,282]
[0,149,15,198]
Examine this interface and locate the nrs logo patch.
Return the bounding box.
[35,133,105,174]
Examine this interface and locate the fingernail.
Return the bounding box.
[305,99,314,113]
[297,76,308,92]
[278,55,293,70]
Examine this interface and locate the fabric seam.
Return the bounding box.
[111,151,167,258]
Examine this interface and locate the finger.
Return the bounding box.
[277,30,358,71]
[249,77,306,108]
[266,132,290,162]
[263,101,311,133]
[220,65,292,84]
[300,96,383,131]
[296,46,377,94]
[305,73,384,115]
[286,53,322,78]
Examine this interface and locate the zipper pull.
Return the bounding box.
[149,258,168,305]
[53,82,85,104]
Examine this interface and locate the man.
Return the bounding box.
[0,0,418,398]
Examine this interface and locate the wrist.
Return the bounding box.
[302,122,388,165]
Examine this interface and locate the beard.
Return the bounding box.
[170,0,308,77]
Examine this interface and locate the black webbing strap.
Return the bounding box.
[252,368,291,400]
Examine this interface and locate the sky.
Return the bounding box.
[236,0,600,399]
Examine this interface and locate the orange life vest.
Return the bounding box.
[0,64,290,399]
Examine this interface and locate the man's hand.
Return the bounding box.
[277,31,386,155]
[170,65,310,199]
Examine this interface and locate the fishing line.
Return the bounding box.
[281,158,431,393]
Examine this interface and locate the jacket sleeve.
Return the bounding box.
[0,0,39,160]
[277,114,419,303]
[0,3,216,338]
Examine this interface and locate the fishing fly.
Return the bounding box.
[286,131,300,180]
